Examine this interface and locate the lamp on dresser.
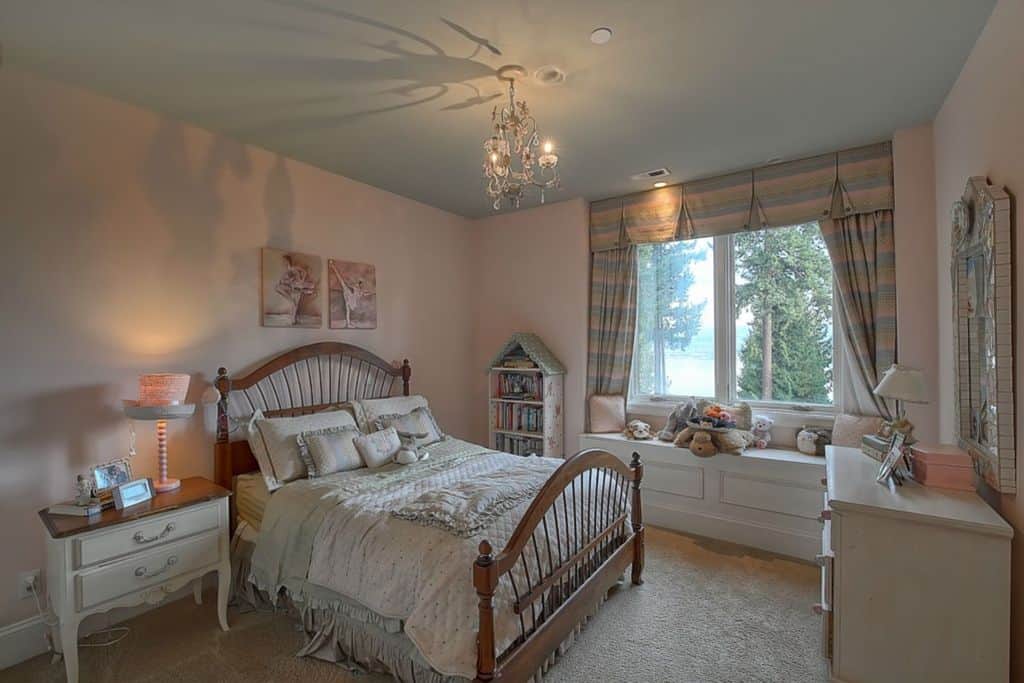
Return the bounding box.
[124,373,195,492]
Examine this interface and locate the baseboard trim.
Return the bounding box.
[0,614,49,670]
[0,573,217,671]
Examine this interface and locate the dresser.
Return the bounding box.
[819,446,1012,682]
[39,478,231,683]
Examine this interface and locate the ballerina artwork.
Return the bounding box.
[261,248,323,327]
[329,259,377,329]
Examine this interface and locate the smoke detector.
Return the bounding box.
[533,65,566,85]
[590,27,613,45]
[631,168,671,181]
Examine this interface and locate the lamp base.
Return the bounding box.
[153,477,181,493]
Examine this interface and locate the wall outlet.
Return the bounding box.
[17,569,41,600]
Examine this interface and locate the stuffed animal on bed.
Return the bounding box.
[395,430,429,464]
[657,399,698,441]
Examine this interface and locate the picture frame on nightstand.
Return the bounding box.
[876,432,908,485]
[112,477,154,510]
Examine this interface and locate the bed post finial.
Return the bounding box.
[401,359,411,396]
[214,367,232,491]
[474,539,497,681]
[630,452,645,585]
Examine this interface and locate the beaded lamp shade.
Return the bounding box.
[125,373,195,493]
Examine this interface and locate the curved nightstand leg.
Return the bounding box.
[59,616,80,683]
[193,577,203,605]
[216,561,230,631]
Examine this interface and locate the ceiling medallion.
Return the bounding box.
[482,65,560,210]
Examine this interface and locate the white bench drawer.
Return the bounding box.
[75,503,219,568]
[76,530,219,610]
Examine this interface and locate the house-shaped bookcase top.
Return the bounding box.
[488,333,565,458]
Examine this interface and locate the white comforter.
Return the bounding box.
[250,438,625,679]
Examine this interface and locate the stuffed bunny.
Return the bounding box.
[658,399,698,441]
[396,430,429,464]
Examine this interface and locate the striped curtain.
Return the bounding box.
[821,209,896,419]
[585,246,638,428]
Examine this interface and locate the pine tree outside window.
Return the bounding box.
[630,222,837,410]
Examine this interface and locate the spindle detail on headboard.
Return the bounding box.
[214,342,411,489]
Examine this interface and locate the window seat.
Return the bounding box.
[579,432,826,561]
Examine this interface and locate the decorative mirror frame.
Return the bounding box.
[951,176,1015,493]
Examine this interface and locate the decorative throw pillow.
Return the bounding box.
[695,399,752,431]
[832,413,883,447]
[354,426,403,469]
[248,408,360,489]
[356,395,430,432]
[589,394,625,433]
[372,406,444,447]
[296,425,363,477]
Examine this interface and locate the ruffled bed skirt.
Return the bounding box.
[231,522,620,682]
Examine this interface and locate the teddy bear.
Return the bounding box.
[672,425,697,448]
[688,431,718,457]
[623,419,653,440]
[750,415,774,449]
[712,427,755,454]
[656,399,698,441]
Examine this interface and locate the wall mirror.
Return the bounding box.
[951,176,1015,493]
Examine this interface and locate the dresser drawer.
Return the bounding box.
[75,502,220,568]
[76,530,219,610]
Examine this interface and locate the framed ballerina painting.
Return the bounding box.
[328,259,377,329]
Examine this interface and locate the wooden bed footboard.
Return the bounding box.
[474,449,644,682]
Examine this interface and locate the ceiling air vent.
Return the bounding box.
[631,168,671,180]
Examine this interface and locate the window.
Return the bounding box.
[631,222,835,408]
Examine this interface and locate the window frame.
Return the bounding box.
[629,230,840,421]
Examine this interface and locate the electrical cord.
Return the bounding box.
[28,581,131,649]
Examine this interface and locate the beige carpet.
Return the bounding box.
[2,527,827,683]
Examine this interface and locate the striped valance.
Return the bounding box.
[589,141,893,251]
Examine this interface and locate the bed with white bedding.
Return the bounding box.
[214,342,645,682]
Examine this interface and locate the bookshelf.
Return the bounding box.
[488,333,565,458]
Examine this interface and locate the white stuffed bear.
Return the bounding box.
[750,415,774,449]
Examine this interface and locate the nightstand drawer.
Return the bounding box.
[76,530,219,610]
[75,502,219,568]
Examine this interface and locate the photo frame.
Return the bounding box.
[113,478,154,510]
[876,432,907,485]
[261,247,323,328]
[91,457,133,494]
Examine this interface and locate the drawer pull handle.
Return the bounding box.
[817,510,832,523]
[134,555,178,579]
[133,523,175,544]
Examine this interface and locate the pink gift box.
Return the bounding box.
[909,443,975,491]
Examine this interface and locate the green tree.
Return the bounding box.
[634,240,708,395]
[735,223,832,403]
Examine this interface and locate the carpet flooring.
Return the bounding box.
[2,527,828,682]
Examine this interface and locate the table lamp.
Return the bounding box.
[124,373,195,493]
[873,364,929,443]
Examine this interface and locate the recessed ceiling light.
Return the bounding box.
[653,181,667,188]
[590,27,613,45]
[534,65,566,85]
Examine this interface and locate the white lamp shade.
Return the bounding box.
[873,364,929,404]
[137,373,190,406]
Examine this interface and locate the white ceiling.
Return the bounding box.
[1,0,994,218]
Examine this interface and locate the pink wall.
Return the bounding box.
[932,0,1024,676]
[471,199,590,451]
[893,123,940,439]
[0,68,476,630]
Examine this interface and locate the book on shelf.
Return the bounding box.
[48,501,101,517]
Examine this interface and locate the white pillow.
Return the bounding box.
[373,406,444,447]
[356,395,430,431]
[354,427,402,468]
[248,409,359,489]
[297,425,363,477]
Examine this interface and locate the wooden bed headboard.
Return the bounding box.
[213,342,411,489]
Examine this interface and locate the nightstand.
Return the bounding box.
[38,477,231,683]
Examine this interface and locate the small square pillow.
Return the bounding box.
[832,413,883,447]
[354,426,402,468]
[589,394,625,433]
[372,406,444,447]
[248,408,359,489]
[296,425,363,477]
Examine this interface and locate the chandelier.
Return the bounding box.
[483,65,560,210]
